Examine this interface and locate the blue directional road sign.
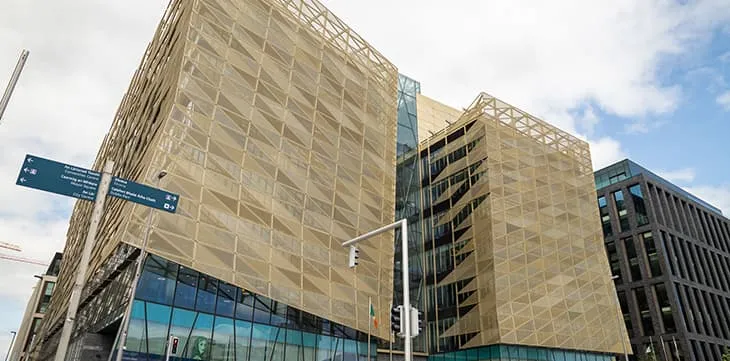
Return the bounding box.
[108,177,179,213]
[16,154,179,214]
[16,154,101,201]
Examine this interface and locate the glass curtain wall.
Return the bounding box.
[123,255,376,361]
[426,344,615,361]
[391,74,427,352]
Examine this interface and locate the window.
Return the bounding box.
[629,184,649,226]
[654,284,676,333]
[634,288,655,336]
[624,237,643,281]
[642,232,662,278]
[605,240,623,284]
[137,255,177,305]
[36,281,55,313]
[598,196,612,237]
[196,275,218,313]
[613,190,630,232]
[175,267,198,309]
[617,291,634,338]
[216,283,236,317]
[211,316,235,361]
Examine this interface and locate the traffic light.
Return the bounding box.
[348,246,360,268]
[170,336,179,354]
[390,305,404,337]
[410,307,423,337]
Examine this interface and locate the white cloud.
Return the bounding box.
[624,120,667,134]
[685,185,730,216]
[656,168,697,183]
[577,106,600,136]
[326,0,730,133]
[716,91,730,110]
[590,137,628,170]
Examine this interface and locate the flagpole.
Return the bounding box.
[368,296,372,361]
[389,301,393,361]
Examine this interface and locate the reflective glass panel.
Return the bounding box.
[196,275,218,313]
[234,320,252,361]
[235,290,254,321]
[216,282,236,317]
[211,316,235,361]
[170,308,196,359]
[137,255,177,305]
[126,300,147,354]
[175,266,198,309]
[187,313,214,360]
[146,302,172,356]
[629,184,649,226]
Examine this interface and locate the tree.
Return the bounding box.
[637,352,657,361]
[722,347,730,361]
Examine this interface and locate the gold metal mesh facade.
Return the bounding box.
[418,93,628,354]
[41,0,397,344]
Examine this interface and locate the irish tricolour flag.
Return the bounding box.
[370,301,378,328]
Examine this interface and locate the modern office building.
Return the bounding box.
[595,159,730,361]
[34,0,397,360]
[388,76,629,360]
[9,253,62,361]
[31,0,631,360]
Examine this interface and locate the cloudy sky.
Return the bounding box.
[1,0,730,357]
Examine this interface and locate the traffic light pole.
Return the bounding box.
[342,218,411,361]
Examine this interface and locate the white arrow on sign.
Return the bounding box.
[26,157,33,163]
[19,178,26,183]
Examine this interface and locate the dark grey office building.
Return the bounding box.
[595,159,730,361]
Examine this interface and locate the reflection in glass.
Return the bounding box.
[634,288,655,336]
[613,190,630,232]
[624,237,643,281]
[211,316,235,361]
[137,255,177,305]
[642,232,662,277]
[235,290,254,321]
[216,282,236,317]
[197,275,218,313]
[234,320,252,361]
[605,240,623,284]
[655,284,676,333]
[629,184,649,226]
[146,302,172,355]
[188,313,213,360]
[126,300,147,354]
[598,196,612,237]
[175,266,199,309]
[170,308,196,359]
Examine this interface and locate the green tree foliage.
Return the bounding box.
[721,347,730,361]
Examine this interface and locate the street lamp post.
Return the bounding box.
[4,331,16,361]
[611,275,629,361]
[342,219,412,361]
[113,171,167,361]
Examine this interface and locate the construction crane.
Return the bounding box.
[0,241,22,252]
[0,253,49,266]
[0,241,48,266]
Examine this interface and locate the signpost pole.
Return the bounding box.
[0,49,29,124]
[114,172,166,361]
[54,160,114,361]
